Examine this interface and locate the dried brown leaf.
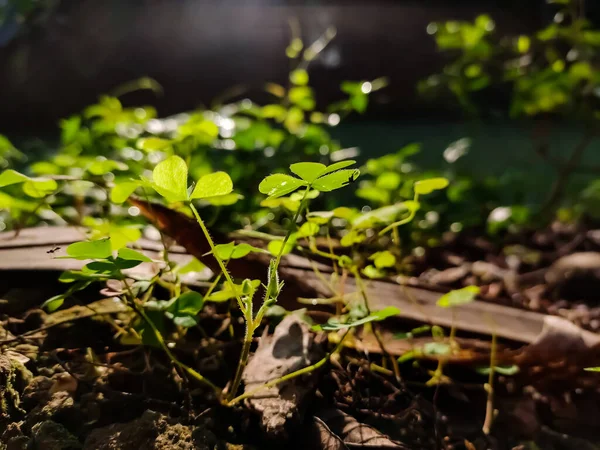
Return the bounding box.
[316,408,409,449]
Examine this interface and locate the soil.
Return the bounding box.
[2,221,600,449]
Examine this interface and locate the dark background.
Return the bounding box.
[0,0,579,132]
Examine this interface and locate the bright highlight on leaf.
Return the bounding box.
[414,177,449,195]
[151,155,189,202]
[437,285,480,308]
[260,160,359,199]
[190,172,233,199]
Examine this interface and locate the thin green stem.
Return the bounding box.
[188,202,245,312]
[122,279,221,395]
[379,193,419,236]
[227,330,350,406]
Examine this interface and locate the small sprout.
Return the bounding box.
[148,155,233,203]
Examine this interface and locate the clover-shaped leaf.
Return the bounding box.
[260,160,359,199]
[414,177,449,195]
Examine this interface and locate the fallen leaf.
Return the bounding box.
[308,416,348,450]
[316,408,409,449]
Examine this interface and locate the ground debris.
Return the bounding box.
[241,314,324,439]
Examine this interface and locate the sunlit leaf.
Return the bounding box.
[213,242,264,260]
[137,137,171,151]
[111,181,141,204]
[259,174,307,198]
[87,159,128,176]
[437,286,480,308]
[117,248,151,262]
[65,239,113,260]
[298,222,320,238]
[363,265,385,279]
[414,178,449,195]
[312,169,360,192]
[151,155,189,202]
[290,69,309,86]
[371,251,396,269]
[190,171,233,200]
[290,162,326,183]
[0,169,28,187]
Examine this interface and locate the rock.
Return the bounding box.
[24,391,81,433]
[29,421,82,450]
[83,410,216,450]
[0,422,28,450]
[0,353,33,427]
[241,315,323,439]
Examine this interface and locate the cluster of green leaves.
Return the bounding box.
[421,0,600,120]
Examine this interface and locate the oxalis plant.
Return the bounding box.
[15,155,402,406]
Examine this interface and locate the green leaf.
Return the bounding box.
[0,169,29,187]
[259,174,308,198]
[371,251,396,269]
[423,342,451,356]
[42,295,66,313]
[476,365,519,375]
[268,238,296,256]
[363,265,385,279]
[312,169,360,192]
[213,242,264,260]
[290,69,309,86]
[170,291,204,316]
[313,306,400,331]
[437,286,480,308]
[190,171,233,199]
[117,248,151,262]
[137,137,171,151]
[290,162,326,183]
[0,170,57,198]
[22,179,58,198]
[297,222,319,238]
[66,239,113,260]
[87,159,128,176]
[151,155,189,202]
[178,257,206,274]
[204,193,243,206]
[206,280,261,302]
[414,178,449,195]
[111,181,141,204]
